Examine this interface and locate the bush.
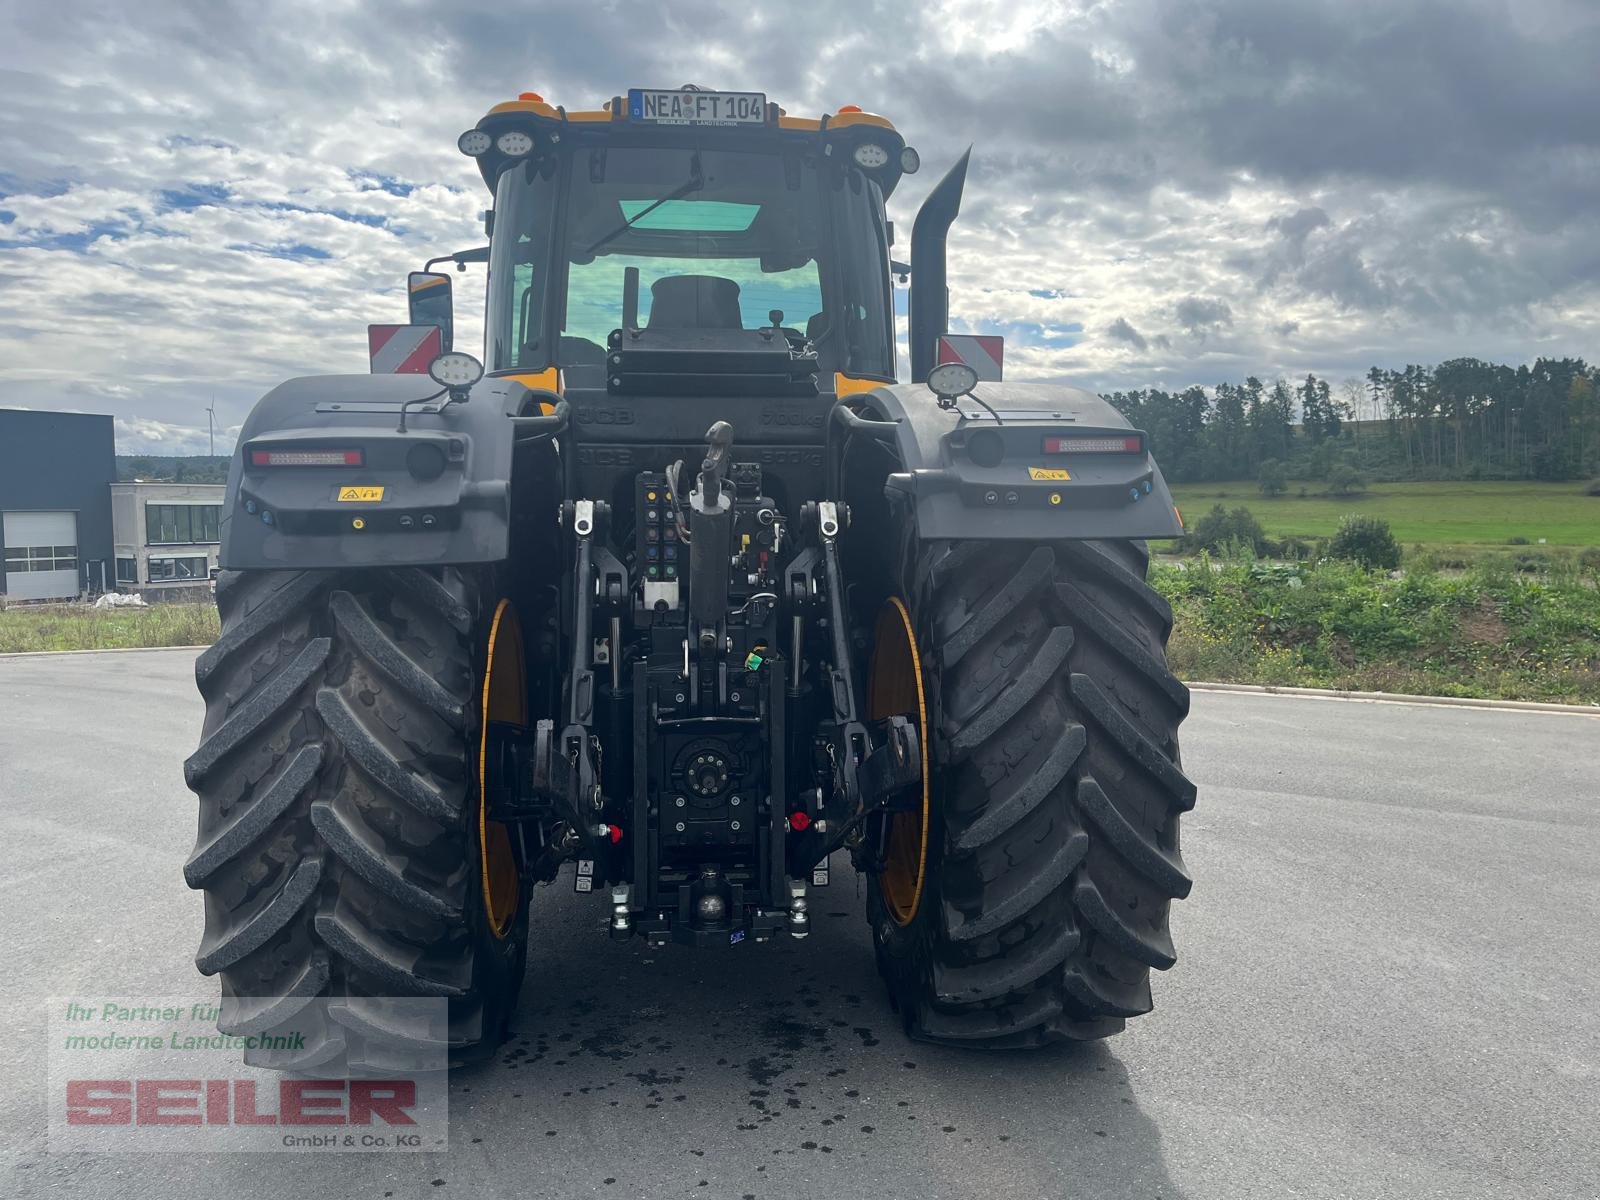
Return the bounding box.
[1506,535,1531,546]
[1186,504,1268,555]
[1325,464,1367,497]
[1278,536,1313,560]
[1327,514,1401,570]
[1257,459,1288,497]
[1585,479,1600,496]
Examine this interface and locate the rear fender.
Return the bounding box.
[222,373,537,571]
[841,381,1184,541]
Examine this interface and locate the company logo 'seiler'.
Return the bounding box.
[66,1078,418,1126]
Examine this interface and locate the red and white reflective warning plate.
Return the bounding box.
[936,334,1005,382]
[368,324,442,374]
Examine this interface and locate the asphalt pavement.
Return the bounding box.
[1,648,1597,1199]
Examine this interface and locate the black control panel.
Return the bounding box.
[634,473,683,586]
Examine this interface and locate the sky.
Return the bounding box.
[1,0,1596,454]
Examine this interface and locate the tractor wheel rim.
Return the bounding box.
[868,596,930,926]
[478,599,525,938]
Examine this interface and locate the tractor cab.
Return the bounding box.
[432,88,920,396]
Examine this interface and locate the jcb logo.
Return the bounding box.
[759,409,824,428]
[575,408,635,426]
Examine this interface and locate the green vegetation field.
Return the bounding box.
[0,603,219,654]
[1153,555,1600,704]
[3,533,1597,705]
[1168,480,1598,547]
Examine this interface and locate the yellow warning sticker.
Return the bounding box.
[1027,467,1071,481]
[337,486,385,502]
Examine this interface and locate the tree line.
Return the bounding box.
[1102,357,1599,483]
[117,455,230,483]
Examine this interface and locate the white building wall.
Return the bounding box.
[110,482,226,597]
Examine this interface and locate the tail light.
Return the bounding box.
[248,448,364,467]
[1042,435,1143,454]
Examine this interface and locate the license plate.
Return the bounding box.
[1028,468,1071,482]
[628,89,766,126]
[337,486,385,502]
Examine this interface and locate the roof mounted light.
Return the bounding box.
[852,142,889,169]
[458,129,492,156]
[900,146,920,174]
[495,130,534,157]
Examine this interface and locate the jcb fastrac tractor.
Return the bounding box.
[184,86,1195,1065]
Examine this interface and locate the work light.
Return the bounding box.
[429,352,484,391]
[495,130,534,157]
[852,143,889,169]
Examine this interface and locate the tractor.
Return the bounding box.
[183,86,1195,1067]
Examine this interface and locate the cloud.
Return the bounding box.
[1106,317,1149,352]
[1174,296,1234,334]
[1268,207,1331,247]
[115,415,238,456]
[0,0,1596,439]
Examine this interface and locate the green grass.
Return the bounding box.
[1168,480,1599,546]
[0,603,219,654]
[1152,554,1600,704]
[4,548,1598,705]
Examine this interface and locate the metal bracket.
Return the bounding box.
[787,715,922,873]
[560,500,608,848]
[857,715,921,813]
[817,500,841,540]
[484,718,576,824]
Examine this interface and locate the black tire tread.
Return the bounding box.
[329,589,466,728]
[184,638,329,787]
[185,566,517,1066]
[877,539,1194,1048]
[184,744,322,887]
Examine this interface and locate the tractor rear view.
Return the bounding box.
[183,86,1195,1067]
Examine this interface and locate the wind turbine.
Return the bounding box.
[206,399,217,458]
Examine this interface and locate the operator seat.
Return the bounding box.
[646,275,744,330]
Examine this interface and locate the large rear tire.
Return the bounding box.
[183,567,527,1070]
[870,538,1195,1047]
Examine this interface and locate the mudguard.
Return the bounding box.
[220,373,538,571]
[846,381,1184,541]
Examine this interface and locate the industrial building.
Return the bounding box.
[111,481,225,598]
[0,409,117,601]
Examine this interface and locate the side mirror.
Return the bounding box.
[408,272,454,352]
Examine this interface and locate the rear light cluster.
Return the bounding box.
[249,448,363,467]
[1043,435,1143,454]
